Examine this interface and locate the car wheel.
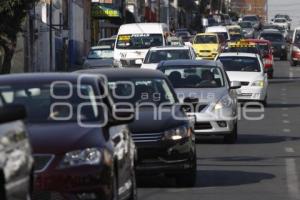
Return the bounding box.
[268,72,274,79]
[175,154,197,187]
[291,60,298,67]
[262,96,268,107]
[112,170,119,200]
[224,122,238,144]
[0,171,6,200]
[280,55,287,61]
[127,169,137,200]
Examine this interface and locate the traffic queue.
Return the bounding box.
[0,13,294,200]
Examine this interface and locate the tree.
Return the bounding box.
[0,0,38,74]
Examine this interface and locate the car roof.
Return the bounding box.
[91,45,113,50]
[218,52,258,58]
[196,33,218,36]
[159,59,218,68]
[0,73,99,84]
[149,46,190,50]
[118,23,167,34]
[76,68,167,80]
[206,26,227,31]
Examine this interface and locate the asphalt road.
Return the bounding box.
[137,59,300,200]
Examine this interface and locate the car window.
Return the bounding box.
[194,35,218,44]
[243,16,257,21]
[160,66,225,88]
[108,78,176,105]
[0,84,103,123]
[116,34,163,49]
[144,50,191,64]
[239,22,252,28]
[87,49,114,59]
[260,33,284,42]
[218,56,261,72]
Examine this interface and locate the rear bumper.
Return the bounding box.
[237,87,267,101]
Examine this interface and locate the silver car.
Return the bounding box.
[157,60,241,143]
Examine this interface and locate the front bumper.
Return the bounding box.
[236,86,267,101]
[34,162,112,199]
[135,138,195,174]
[292,51,300,61]
[189,110,236,136]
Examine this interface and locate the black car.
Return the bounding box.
[0,104,34,200]
[78,68,197,187]
[0,73,137,200]
[259,30,288,60]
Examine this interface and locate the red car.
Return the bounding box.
[246,39,274,79]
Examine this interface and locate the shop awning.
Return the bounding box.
[92,3,121,19]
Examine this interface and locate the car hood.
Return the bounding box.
[193,44,219,51]
[226,71,263,82]
[84,59,113,67]
[141,63,159,70]
[129,106,187,133]
[27,123,105,154]
[175,88,227,104]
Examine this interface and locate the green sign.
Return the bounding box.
[92,4,121,18]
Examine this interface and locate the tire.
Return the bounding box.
[224,122,238,144]
[175,154,197,187]
[280,55,287,61]
[268,72,274,79]
[291,60,298,67]
[127,169,137,200]
[112,170,119,200]
[0,171,6,200]
[262,96,268,107]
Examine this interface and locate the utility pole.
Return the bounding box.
[49,0,53,71]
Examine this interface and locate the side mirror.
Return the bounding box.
[135,59,143,65]
[0,105,27,123]
[230,81,241,89]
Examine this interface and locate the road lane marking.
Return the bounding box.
[289,71,294,78]
[282,114,289,117]
[285,147,295,153]
[282,108,289,111]
[281,93,287,96]
[286,158,300,199]
[283,129,291,133]
[281,88,287,91]
[283,120,291,124]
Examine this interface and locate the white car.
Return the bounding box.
[83,46,114,68]
[141,46,196,70]
[216,53,268,105]
[272,18,289,30]
[157,60,241,143]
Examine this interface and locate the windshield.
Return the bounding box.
[275,19,286,23]
[160,66,225,88]
[218,56,261,72]
[260,33,284,42]
[224,46,259,54]
[116,34,163,49]
[144,50,191,64]
[108,78,176,105]
[230,34,243,41]
[194,35,218,44]
[239,22,252,28]
[0,84,103,123]
[243,16,258,22]
[87,49,114,59]
[98,39,115,48]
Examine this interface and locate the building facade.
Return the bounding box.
[25,0,91,72]
[231,0,268,22]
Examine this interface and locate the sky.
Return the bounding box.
[268,0,300,28]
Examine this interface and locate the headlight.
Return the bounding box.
[281,45,286,49]
[163,125,191,141]
[60,148,102,169]
[251,80,264,87]
[214,95,233,110]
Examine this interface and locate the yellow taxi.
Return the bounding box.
[192,33,221,60]
[224,40,260,55]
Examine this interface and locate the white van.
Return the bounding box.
[114,23,169,67]
[205,26,231,41]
